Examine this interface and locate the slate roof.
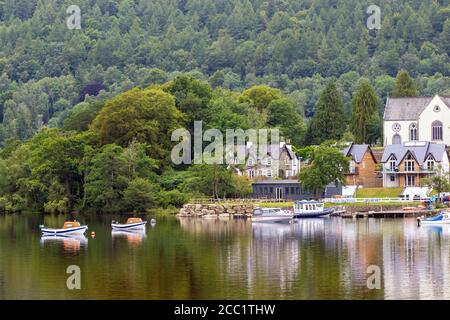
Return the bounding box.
[383,96,450,121]
[381,142,447,165]
[246,143,297,160]
[341,143,371,164]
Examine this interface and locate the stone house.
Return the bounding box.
[244,142,300,179]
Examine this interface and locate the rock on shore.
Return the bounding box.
[177,203,255,218]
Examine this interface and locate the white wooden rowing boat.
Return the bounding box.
[40,221,88,235]
[111,217,147,230]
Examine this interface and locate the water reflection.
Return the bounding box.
[3,214,450,299]
[40,234,88,253]
[111,229,147,246]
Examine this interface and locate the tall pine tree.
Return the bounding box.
[392,70,417,97]
[306,80,346,145]
[350,79,378,144]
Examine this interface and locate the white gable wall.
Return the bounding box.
[418,96,450,145]
[383,120,414,146]
[384,96,450,146]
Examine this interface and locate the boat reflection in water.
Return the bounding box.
[112,229,147,246]
[40,234,88,253]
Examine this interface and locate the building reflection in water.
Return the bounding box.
[40,234,88,253]
[178,217,450,299]
[111,230,147,246]
[383,221,450,299]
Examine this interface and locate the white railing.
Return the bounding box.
[323,197,419,203]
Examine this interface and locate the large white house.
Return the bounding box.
[383,95,450,146]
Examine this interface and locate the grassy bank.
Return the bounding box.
[356,188,403,198]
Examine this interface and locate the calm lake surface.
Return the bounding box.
[1,213,450,300]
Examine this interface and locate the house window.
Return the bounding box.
[405,154,415,172]
[349,160,356,174]
[409,123,418,141]
[432,121,443,141]
[393,134,401,144]
[405,175,415,187]
[266,157,272,166]
[427,157,435,171]
[248,158,254,166]
[390,175,395,182]
[267,170,272,177]
[389,158,396,171]
[285,187,289,195]
[249,170,255,178]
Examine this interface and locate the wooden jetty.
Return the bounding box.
[339,209,440,219]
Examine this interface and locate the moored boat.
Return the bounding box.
[111,217,147,230]
[293,201,334,218]
[418,211,450,225]
[252,207,294,223]
[40,221,88,235]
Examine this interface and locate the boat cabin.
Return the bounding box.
[294,201,324,213]
[253,208,283,216]
[63,221,81,229]
[126,218,143,224]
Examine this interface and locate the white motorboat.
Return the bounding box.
[293,201,334,218]
[111,217,147,230]
[252,207,294,223]
[418,211,450,225]
[40,221,88,235]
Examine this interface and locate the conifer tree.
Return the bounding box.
[306,80,346,145]
[392,70,417,97]
[350,79,378,144]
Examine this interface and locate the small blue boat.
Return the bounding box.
[293,201,334,218]
[418,211,450,225]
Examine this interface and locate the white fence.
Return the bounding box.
[323,197,421,204]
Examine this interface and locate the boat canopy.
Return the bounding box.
[126,218,143,224]
[63,221,81,229]
[294,201,324,212]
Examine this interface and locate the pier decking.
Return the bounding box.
[338,209,440,219]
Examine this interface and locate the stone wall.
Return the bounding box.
[177,203,255,217]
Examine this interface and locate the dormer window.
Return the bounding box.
[247,157,254,166]
[405,154,415,172]
[389,157,397,172]
[266,157,272,166]
[426,156,435,171]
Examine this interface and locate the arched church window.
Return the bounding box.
[432,121,443,141]
[409,123,418,141]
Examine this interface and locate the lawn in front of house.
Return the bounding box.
[355,187,403,198]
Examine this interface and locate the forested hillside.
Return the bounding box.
[1,0,450,146]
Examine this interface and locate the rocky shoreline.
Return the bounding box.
[177,203,255,218]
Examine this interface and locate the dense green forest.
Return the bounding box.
[1,0,450,145]
[1,0,450,212]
